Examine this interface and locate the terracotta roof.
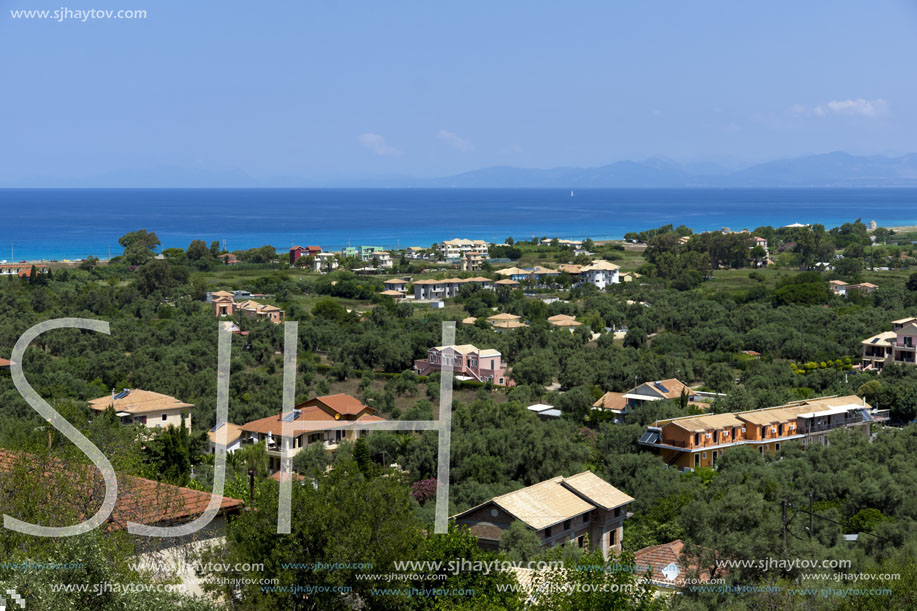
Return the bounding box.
[461,317,477,325]
[210,290,234,298]
[380,290,405,296]
[309,394,372,416]
[208,422,243,446]
[88,389,193,415]
[463,277,492,283]
[634,540,688,587]
[593,391,627,411]
[557,264,583,274]
[494,279,519,286]
[0,450,242,530]
[384,278,408,284]
[0,358,11,369]
[634,379,694,400]
[240,395,380,437]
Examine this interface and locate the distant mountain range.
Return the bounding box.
[420,152,917,188]
[5,152,917,188]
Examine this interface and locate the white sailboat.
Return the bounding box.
[570,190,575,197]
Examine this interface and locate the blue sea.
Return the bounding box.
[1,188,916,261]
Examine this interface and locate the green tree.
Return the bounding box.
[118,229,161,265]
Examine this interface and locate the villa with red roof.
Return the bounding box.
[239,394,384,472]
[290,245,322,266]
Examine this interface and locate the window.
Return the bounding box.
[778,423,784,436]
[702,452,707,460]
[713,430,719,443]
[545,526,552,538]
[577,535,585,548]
[563,520,571,531]
[694,433,700,446]
[694,454,700,467]
[759,446,764,454]
[775,443,780,453]
[609,530,616,546]
[162,414,167,422]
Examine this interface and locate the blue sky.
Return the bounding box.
[1,0,915,184]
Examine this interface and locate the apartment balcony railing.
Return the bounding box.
[799,417,866,434]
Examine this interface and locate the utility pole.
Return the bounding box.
[781,499,788,553]
[809,491,815,540]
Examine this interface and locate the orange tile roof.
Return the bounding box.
[309,394,371,416]
[0,358,11,369]
[88,389,193,415]
[0,450,242,531]
[240,395,382,437]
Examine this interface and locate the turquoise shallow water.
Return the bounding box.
[1,187,915,260]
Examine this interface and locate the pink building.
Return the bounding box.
[414,344,513,386]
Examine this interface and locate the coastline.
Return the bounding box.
[3,187,917,263]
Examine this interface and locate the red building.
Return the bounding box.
[290,245,322,266]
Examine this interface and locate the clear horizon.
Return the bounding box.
[2,0,916,186]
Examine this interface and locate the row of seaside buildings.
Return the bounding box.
[287,238,600,273]
[380,260,627,302]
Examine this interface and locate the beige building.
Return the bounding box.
[453,471,633,559]
[239,394,384,472]
[640,395,874,471]
[88,389,193,431]
[861,317,917,370]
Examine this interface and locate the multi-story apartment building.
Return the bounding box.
[439,238,489,259]
[579,260,620,289]
[239,394,384,472]
[88,389,193,431]
[639,395,874,471]
[414,344,513,386]
[411,277,494,300]
[452,471,633,560]
[289,245,321,266]
[861,317,917,370]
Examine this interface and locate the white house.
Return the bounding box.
[580,260,620,289]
